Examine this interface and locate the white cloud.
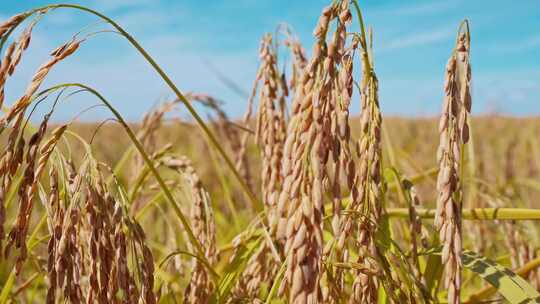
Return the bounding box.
[381,28,453,51]
[370,1,458,18]
[115,9,181,33]
[489,35,540,54]
[2,27,258,121]
[89,0,156,12]
[396,2,457,16]
[378,69,540,116]
[473,69,540,114]
[1,0,258,121]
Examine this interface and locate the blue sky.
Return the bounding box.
[1,0,539,121]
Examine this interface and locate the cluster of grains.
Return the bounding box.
[5,117,64,273]
[0,35,82,261]
[0,112,25,252]
[284,34,307,93]
[0,15,38,251]
[163,156,217,302]
[46,159,157,303]
[434,27,471,304]
[0,19,34,108]
[131,223,157,304]
[254,34,287,228]
[273,1,352,302]
[86,184,124,303]
[405,181,429,285]
[3,38,82,124]
[0,14,26,38]
[319,10,357,303]
[45,166,84,303]
[348,35,383,304]
[226,34,289,301]
[312,20,384,302]
[329,44,357,237]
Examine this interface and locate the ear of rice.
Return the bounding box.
[434,22,471,304]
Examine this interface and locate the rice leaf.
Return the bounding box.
[462,250,540,304]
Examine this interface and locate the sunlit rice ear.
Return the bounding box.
[5,39,82,123]
[0,13,26,39]
[434,20,471,304]
[274,1,359,302]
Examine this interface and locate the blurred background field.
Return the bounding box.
[61,115,540,208]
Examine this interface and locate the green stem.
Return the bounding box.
[386,207,540,220]
[351,0,368,51]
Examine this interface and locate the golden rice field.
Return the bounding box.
[0,1,539,303]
